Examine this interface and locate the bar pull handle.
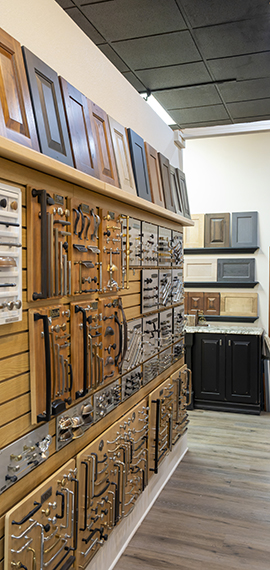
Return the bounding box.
[78,205,85,240]
[114,311,122,366]
[58,555,75,570]
[32,189,54,300]
[80,461,89,531]
[69,477,79,551]
[75,306,88,398]
[187,368,192,407]
[117,297,128,373]
[150,399,161,474]
[34,312,52,422]
[12,502,41,525]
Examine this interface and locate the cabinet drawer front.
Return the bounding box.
[204,213,230,247]
[220,292,257,316]
[232,211,258,248]
[184,213,204,248]
[217,258,255,282]
[184,257,217,281]
[203,292,220,315]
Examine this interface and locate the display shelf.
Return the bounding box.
[184,281,259,288]
[184,247,259,254]
[201,315,259,323]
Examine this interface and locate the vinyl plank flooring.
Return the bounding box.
[114,410,270,570]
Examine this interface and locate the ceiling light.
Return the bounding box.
[141,93,176,126]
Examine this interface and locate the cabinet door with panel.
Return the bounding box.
[169,165,183,215]
[158,153,175,212]
[109,116,137,194]
[193,334,226,401]
[226,334,260,404]
[127,128,152,202]
[232,211,258,248]
[144,142,165,207]
[184,214,204,248]
[90,101,119,187]
[204,213,230,248]
[203,292,220,315]
[187,291,204,314]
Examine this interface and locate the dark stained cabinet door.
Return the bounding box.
[23,50,73,166]
[158,153,175,212]
[127,128,151,202]
[0,28,39,151]
[187,291,204,314]
[90,101,119,187]
[226,335,259,404]
[170,165,184,215]
[203,292,220,315]
[177,168,190,219]
[144,142,164,207]
[204,213,230,248]
[108,116,136,194]
[193,334,226,401]
[60,77,99,177]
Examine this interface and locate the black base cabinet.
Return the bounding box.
[191,333,261,414]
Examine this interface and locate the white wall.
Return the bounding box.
[183,131,270,331]
[0,0,180,168]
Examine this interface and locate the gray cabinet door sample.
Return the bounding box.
[217,258,255,283]
[232,212,258,248]
[127,128,152,202]
[204,213,230,248]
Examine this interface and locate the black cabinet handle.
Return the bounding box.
[32,189,54,300]
[34,313,51,422]
[150,399,161,475]
[58,555,75,570]
[117,297,128,373]
[12,501,41,525]
[56,491,65,519]
[114,312,122,366]
[70,477,79,551]
[75,306,88,398]
[78,205,85,240]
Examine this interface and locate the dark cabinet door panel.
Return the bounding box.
[187,291,204,314]
[204,213,230,247]
[158,153,175,212]
[23,50,73,165]
[193,334,226,400]
[176,168,190,219]
[203,292,220,315]
[91,101,119,187]
[217,258,255,283]
[0,28,39,150]
[60,77,99,177]
[127,128,151,202]
[232,211,258,248]
[144,142,164,207]
[108,116,136,194]
[170,165,184,215]
[226,335,259,404]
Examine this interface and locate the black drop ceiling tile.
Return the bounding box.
[194,18,270,59]
[169,104,229,124]
[155,84,221,110]
[65,7,104,43]
[55,0,75,8]
[81,0,186,42]
[227,98,270,118]
[233,115,270,123]
[177,0,269,28]
[136,62,211,91]
[122,71,147,92]
[181,119,232,128]
[208,52,270,82]
[218,78,270,103]
[98,44,129,73]
[112,31,201,70]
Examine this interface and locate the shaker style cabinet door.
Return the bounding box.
[232,211,258,248]
[177,168,191,219]
[23,49,73,165]
[108,116,136,194]
[169,165,184,215]
[220,292,258,317]
[204,213,230,248]
[0,28,39,150]
[193,333,226,401]
[184,257,217,282]
[60,77,99,177]
[90,101,119,187]
[226,335,259,404]
[158,153,175,212]
[144,142,165,207]
[184,213,204,248]
[217,258,255,283]
[127,128,152,202]
[203,292,220,315]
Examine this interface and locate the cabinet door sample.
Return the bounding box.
[145,142,165,207]
[177,168,190,219]
[22,50,73,165]
[184,213,204,248]
[158,153,175,212]
[184,257,217,282]
[226,335,259,404]
[90,101,119,187]
[127,128,151,202]
[204,213,230,248]
[108,116,136,194]
[0,29,39,150]
[217,258,255,283]
[170,165,184,215]
[60,77,99,177]
[220,292,258,317]
[232,211,258,248]
[203,292,220,315]
[193,333,226,401]
[187,291,204,314]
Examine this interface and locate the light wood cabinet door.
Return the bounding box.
[0,28,39,150]
[158,152,175,212]
[184,213,204,248]
[204,213,230,247]
[60,77,99,177]
[203,292,220,315]
[108,116,136,194]
[184,257,217,282]
[187,291,204,314]
[90,101,119,187]
[127,128,152,202]
[144,142,165,207]
[220,292,258,316]
[232,211,258,248]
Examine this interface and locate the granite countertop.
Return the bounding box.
[185,324,264,335]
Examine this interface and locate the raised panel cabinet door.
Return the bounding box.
[0,28,39,150]
[158,153,175,212]
[177,168,191,219]
[203,292,220,315]
[204,213,230,248]
[220,292,258,317]
[184,257,217,282]
[22,50,73,166]
[59,77,99,177]
[184,213,204,248]
[127,128,152,202]
[90,101,119,187]
[108,116,136,194]
[226,335,259,404]
[193,333,226,400]
[144,142,165,207]
[217,258,255,283]
[232,211,258,248]
[187,291,204,314]
[169,165,184,215]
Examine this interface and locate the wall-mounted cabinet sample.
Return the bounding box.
[91,101,120,187]
[0,28,39,150]
[184,257,217,282]
[22,50,73,166]
[186,291,204,314]
[204,213,230,248]
[203,292,220,315]
[177,169,191,219]
[217,258,255,283]
[158,153,175,212]
[109,116,137,194]
[184,213,204,248]
[169,165,184,215]
[144,142,165,207]
[232,211,258,248]
[220,292,258,317]
[60,77,99,177]
[127,128,152,202]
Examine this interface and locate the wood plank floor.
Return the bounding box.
[113,410,270,570]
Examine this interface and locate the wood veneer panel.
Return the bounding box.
[90,100,119,186]
[0,28,39,150]
[127,128,152,202]
[144,142,165,207]
[184,213,204,248]
[109,116,136,194]
[158,152,175,212]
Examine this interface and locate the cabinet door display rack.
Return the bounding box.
[184,281,259,288]
[184,247,259,254]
